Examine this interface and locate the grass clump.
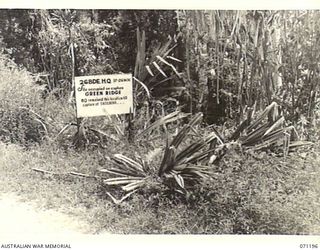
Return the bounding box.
[183,146,320,234]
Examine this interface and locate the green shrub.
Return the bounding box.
[0,54,45,145]
[0,109,45,145]
[0,54,43,109]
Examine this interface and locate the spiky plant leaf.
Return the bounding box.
[137,111,190,138]
[99,168,139,177]
[122,180,146,192]
[288,141,314,148]
[170,113,202,148]
[103,177,141,185]
[179,148,217,165]
[159,135,171,176]
[263,116,285,137]
[156,55,181,78]
[166,55,182,62]
[170,125,190,148]
[133,76,151,99]
[175,133,217,164]
[229,118,249,141]
[172,172,185,189]
[164,146,177,173]
[113,154,145,173]
[283,133,290,158]
[247,101,277,133]
[153,61,167,77]
[56,124,70,137]
[145,65,154,76]
[241,124,269,146]
[111,160,144,177]
[172,164,188,171]
[251,128,291,150]
[188,112,203,127]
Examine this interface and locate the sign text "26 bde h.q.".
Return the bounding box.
[75,74,133,118]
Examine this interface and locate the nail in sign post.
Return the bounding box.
[75,74,133,118]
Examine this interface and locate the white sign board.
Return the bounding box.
[75,74,133,118]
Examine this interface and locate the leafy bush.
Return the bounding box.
[0,54,45,145]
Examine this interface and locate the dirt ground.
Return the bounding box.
[0,192,92,237]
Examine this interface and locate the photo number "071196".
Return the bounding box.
[300,244,318,249]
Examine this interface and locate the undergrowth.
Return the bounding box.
[0,52,319,234]
[0,54,45,145]
[0,141,319,234]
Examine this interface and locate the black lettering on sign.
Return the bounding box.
[85,91,104,96]
[118,78,131,82]
[79,79,101,85]
[105,90,121,95]
[100,101,117,105]
[101,78,112,84]
[83,103,95,107]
